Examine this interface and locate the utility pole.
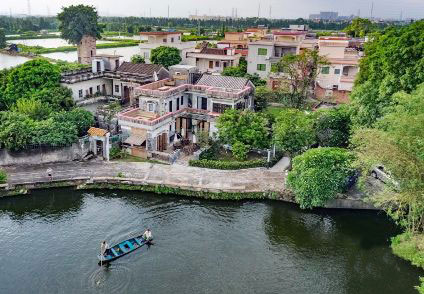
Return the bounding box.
[258,2,261,18]
[168,5,170,18]
[269,6,272,19]
[357,9,360,17]
[150,8,152,17]
[27,0,31,16]
[400,10,403,21]
[370,2,374,19]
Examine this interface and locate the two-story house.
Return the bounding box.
[186,44,241,74]
[139,32,197,65]
[118,71,255,158]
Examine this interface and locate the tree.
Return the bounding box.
[150,46,181,68]
[131,54,145,64]
[57,5,102,45]
[52,108,94,136]
[0,112,36,151]
[0,68,12,110]
[272,109,315,155]
[314,106,351,148]
[350,20,424,127]
[272,49,328,108]
[217,109,271,150]
[287,147,356,209]
[0,28,6,49]
[12,98,52,120]
[2,59,61,109]
[32,119,78,146]
[31,86,74,111]
[232,141,249,161]
[343,18,376,38]
[222,58,266,87]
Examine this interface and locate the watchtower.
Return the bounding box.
[77,35,96,64]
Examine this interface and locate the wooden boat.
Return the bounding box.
[97,235,152,264]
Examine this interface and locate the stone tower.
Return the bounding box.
[77,35,96,64]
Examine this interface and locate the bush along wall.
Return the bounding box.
[189,159,267,170]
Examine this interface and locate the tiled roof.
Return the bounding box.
[88,127,108,137]
[274,31,306,36]
[117,62,164,76]
[196,75,249,90]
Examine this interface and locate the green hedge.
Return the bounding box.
[189,158,267,170]
[0,169,7,183]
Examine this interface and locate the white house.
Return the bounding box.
[186,44,241,73]
[139,32,197,65]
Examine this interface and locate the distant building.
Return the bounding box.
[187,44,241,74]
[138,32,196,65]
[289,24,309,31]
[309,11,339,20]
[189,15,237,21]
[315,37,362,103]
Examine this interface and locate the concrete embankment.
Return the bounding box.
[0,161,377,210]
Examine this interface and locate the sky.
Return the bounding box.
[2,0,424,20]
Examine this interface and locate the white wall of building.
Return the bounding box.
[61,78,112,102]
[247,43,274,79]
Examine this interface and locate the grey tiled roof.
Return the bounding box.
[195,75,250,90]
[116,62,164,76]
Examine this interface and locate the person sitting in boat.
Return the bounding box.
[101,240,111,256]
[142,229,152,241]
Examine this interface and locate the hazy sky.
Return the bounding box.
[2,0,423,19]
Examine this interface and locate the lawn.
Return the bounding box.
[266,106,287,118]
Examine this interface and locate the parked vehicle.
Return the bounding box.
[371,165,400,189]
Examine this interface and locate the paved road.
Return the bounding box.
[4,161,286,193]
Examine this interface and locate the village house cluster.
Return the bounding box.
[60,24,363,160]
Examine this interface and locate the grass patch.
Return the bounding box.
[266,106,288,118]
[392,232,424,268]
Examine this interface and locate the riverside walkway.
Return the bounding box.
[3,161,287,194]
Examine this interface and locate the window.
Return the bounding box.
[209,61,213,69]
[163,38,167,43]
[212,103,231,114]
[169,100,173,112]
[181,96,184,105]
[96,85,100,93]
[148,103,154,112]
[78,90,83,98]
[215,61,220,67]
[171,37,174,43]
[257,64,266,71]
[332,85,339,90]
[176,98,180,111]
[115,85,120,93]
[334,68,341,75]
[144,52,150,59]
[321,67,330,74]
[89,87,93,95]
[115,60,120,69]
[178,36,181,40]
[258,48,268,56]
[201,97,208,110]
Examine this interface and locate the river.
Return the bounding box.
[0,189,421,294]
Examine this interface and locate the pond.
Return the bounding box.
[9,38,113,48]
[0,189,421,294]
[42,46,140,63]
[0,53,30,69]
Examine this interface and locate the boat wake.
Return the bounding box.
[86,264,133,293]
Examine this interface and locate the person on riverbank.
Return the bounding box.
[46,168,53,181]
[142,229,152,241]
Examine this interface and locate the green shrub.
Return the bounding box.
[232,141,248,161]
[110,147,127,160]
[0,169,7,183]
[189,159,266,170]
[287,147,356,209]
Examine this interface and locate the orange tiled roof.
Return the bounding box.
[88,127,108,137]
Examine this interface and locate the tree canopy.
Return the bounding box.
[287,147,356,209]
[314,106,351,148]
[0,28,6,49]
[272,49,328,108]
[216,109,271,150]
[350,20,424,127]
[150,46,181,68]
[57,5,102,45]
[272,109,315,155]
[222,58,266,87]
[130,54,145,64]
[343,18,376,38]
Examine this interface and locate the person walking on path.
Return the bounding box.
[46,168,53,181]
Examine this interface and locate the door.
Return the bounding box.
[201,97,208,110]
[123,86,130,103]
[209,60,213,69]
[169,101,173,112]
[96,61,101,73]
[102,84,106,95]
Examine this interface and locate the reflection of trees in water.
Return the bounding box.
[263,202,419,294]
[0,188,84,221]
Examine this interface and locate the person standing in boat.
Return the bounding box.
[101,240,111,256]
[142,229,152,241]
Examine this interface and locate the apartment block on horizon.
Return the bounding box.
[117,71,255,159]
[139,32,196,64]
[186,44,241,74]
[315,37,362,103]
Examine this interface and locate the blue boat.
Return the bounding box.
[98,235,152,264]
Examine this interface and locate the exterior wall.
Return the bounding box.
[247,43,274,79]
[62,78,112,102]
[77,35,96,65]
[315,84,350,104]
[0,142,90,166]
[319,46,346,58]
[139,41,196,65]
[190,57,238,73]
[317,64,358,92]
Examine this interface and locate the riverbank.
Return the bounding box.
[0,161,376,210]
